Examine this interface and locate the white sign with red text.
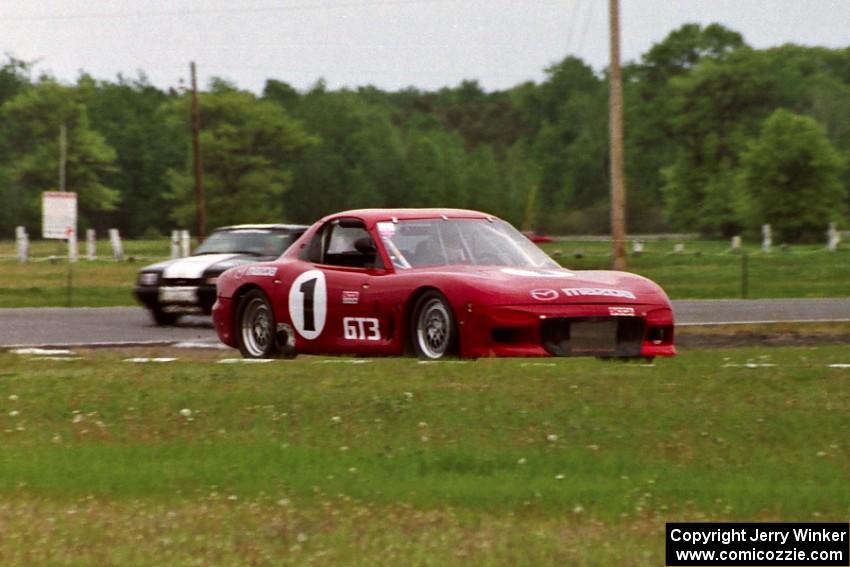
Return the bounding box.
[42,191,77,239]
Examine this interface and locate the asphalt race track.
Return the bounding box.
[1,299,850,348]
[0,308,218,349]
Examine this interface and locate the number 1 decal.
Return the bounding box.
[299,277,317,332]
[288,270,326,340]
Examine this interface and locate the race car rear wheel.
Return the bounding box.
[237,290,278,359]
[411,291,457,359]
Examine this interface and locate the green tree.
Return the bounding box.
[501,142,538,228]
[661,49,776,235]
[280,86,406,221]
[637,23,746,87]
[0,56,31,107]
[737,109,846,242]
[0,80,118,234]
[78,73,182,236]
[431,80,525,150]
[0,56,34,234]
[465,145,501,213]
[516,56,609,232]
[164,80,314,229]
[402,128,468,208]
[626,24,747,232]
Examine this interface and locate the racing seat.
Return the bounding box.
[412,239,444,266]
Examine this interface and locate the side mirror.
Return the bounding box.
[354,236,377,255]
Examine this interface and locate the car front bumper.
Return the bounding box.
[212,296,237,347]
[134,284,218,313]
[458,303,675,359]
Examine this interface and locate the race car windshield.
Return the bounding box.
[378,219,562,270]
[194,230,294,257]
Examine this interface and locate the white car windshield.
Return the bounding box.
[377,219,561,270]
[194,230,296,257]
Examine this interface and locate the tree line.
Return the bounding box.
[1,23,848,243]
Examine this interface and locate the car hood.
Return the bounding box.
[413,265,670,306]
[140,254,267,279]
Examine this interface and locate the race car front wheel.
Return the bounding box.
[236,290,278,359]
[150,305,180,326]
[411,291,457,359]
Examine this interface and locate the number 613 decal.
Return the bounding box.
[288,270,327,340]
[343,317,380,341]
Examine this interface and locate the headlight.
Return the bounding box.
[139,272,159,286]
[204,276,219,285]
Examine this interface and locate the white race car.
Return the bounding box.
[134,224,307,325]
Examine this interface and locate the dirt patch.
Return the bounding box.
[677,322,850,349]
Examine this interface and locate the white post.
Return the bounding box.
[631,240,644,256]
[731,235,742,251]
[170,230,180,259]
[180,230,191,257]
[109,228,124,261]
[86,229,96,260]
[761,224,772,253]
[827,222,840,252]
[15,226,28,263]
[67,230,78,263]
[673,243,685,254]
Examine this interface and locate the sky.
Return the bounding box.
[1,0,848,94]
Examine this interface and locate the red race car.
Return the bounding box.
[212,209,675,360]
[522,230,553,244]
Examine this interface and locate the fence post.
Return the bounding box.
[109,228,124,261]
[827,222,840,251]
[15,226,28,263]
[170,230,180,259]
[761,224,772,253]
[631,240,644,256]
[731,235,741,252]
[180,230,191,257]
[86,229,96,260]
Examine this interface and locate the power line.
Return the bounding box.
[2,0,451,22]
[564,0,584,55]
[574,0,595,58]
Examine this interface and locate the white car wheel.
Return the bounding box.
[412,291,456,359]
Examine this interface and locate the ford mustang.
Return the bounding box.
[135,224,307,325]
[212,209,675,360]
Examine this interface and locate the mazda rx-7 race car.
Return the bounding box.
[212,209,675,360]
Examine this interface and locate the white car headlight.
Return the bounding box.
[204,276,219,285]
[139,272,159,286]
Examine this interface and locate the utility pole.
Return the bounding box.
[59,123,67,192]
[609,0,627,270]
[190,61,206,239]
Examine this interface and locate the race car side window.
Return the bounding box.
[299,226,326,263]
[299,220,383,269]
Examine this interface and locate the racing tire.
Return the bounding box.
[150,305,180,326]
[411,290,458,360]
[236,290,278,359]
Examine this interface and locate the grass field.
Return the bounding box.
[540,240,850,299]
[0,239,170,308]
[0,346,847,565]
[1,237,849,308]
